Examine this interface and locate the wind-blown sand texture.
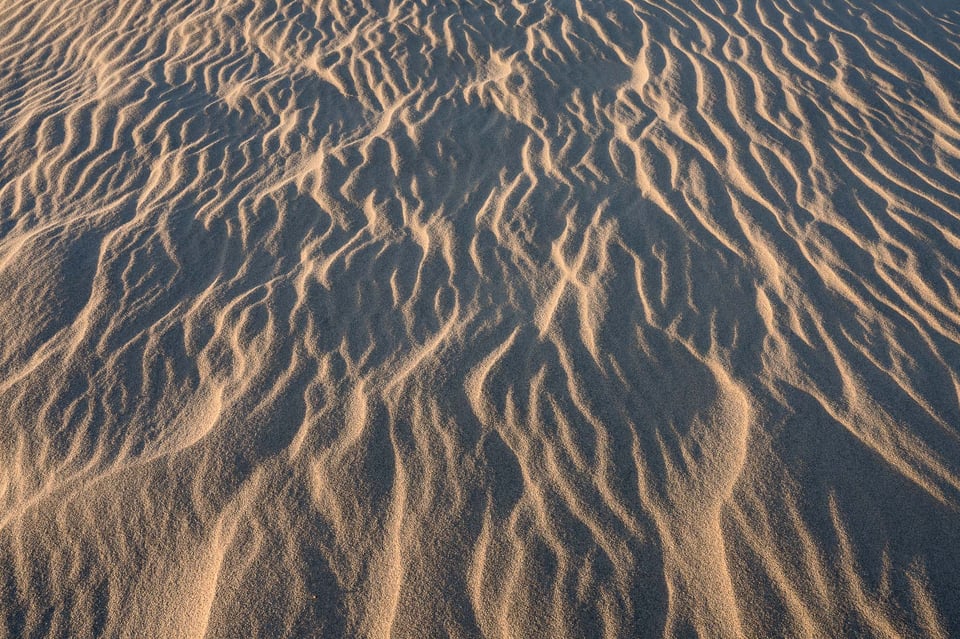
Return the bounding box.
[1,0,960,636]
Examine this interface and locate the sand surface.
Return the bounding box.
[2,0,960,636]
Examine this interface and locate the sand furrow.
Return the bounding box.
[2,0,960,636]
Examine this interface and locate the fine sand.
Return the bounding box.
[2,0,960,636]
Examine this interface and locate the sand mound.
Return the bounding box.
[2,0,960,636]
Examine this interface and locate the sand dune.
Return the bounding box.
[1,0,960,636]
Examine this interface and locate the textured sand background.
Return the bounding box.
[2,0,960,636]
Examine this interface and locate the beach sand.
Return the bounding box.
[1,0,960,636]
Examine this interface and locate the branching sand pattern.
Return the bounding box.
[1,0,960,636]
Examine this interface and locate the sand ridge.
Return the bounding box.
[1,0,960,636]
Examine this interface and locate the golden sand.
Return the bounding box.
[1,0,959,636]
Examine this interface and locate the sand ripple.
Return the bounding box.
[2,0,960,636]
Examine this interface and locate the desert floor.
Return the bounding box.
[2,0,960,637]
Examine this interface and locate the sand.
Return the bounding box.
[1,0,959,636]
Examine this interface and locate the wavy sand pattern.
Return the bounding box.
[2,0,960,636]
